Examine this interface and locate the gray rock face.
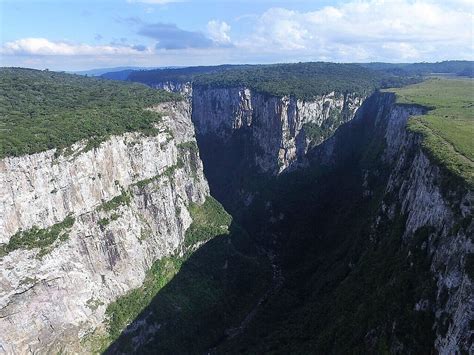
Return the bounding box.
[151,81,193,98]
[191,85,364,174]
[0,101,209,353]
[372,95,473,354]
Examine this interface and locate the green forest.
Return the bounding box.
[362,60,474,77]
[0,68,180,158]
[193,62,415,99]
[127,62,418,99]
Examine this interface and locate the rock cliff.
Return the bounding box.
[150,81,364,174]
[0,74,471,354]
[0,101,210,353]
[376,96,473,354]
[192,85,363,173]
[321,92,473,353]
[150,81,193,98]
[205,91,472,354]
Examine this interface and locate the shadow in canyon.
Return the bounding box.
[104,220,274,354]
[106,92,436,354]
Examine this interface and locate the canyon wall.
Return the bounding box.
[192,85,364,174]
[150,81,193,98]
[379,98,473,354]
[0,101,210,353]
[149,81,364,174]
[151,81,472,353]
[321,93,473,353]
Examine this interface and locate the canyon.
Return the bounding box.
[0,70,472,354]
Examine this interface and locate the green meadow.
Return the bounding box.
[386,78,474,188]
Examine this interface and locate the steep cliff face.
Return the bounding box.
[208,92,472,354]
[0,101,210,353]
[145,81,364,174]
[312,92,473,353]
[374,97,473,353]
[150,81,193,98]
[1,73,470,354]
[192,85,364,174]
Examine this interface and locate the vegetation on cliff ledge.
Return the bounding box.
[386,77,474,187]
[0,215,75,257]
[102,196,232,345]
[184,195,232,247]
[95,195,271,353]
[0,68,181,158]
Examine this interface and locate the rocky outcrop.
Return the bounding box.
[151,81,192,98]
[0,101,210,353]
[191,85,364,174]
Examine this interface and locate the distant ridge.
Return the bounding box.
[72,66,183,77]
[98,60,474,84]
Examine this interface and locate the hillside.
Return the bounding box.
[193,62,404,99]
[126,64,240,85]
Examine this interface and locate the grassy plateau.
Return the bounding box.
[385,78,474,187]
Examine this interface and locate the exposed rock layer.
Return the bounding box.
[322,93,473,354]
[0,101,209,353]
[379,98,473,354]
[191,85,364,173]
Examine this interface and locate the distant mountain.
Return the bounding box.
[101,64,241,82]
[101,69,136,81]
[360,60,474,77]
[73,66,183,77]
[99,61,474,86]
[71,66,147,77]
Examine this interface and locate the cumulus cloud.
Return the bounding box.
[1,38,148,56]
[138,22,227,49]
[240,0,473,61]
[139,23,212,49]
[206,20,231,45]
[2,0,472,69]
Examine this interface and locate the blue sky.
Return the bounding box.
[1,0,473,70]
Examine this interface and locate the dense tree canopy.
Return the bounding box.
[126,62,417,100]
[126,65,242,86]
[361,60,474,77]
[0,68,181,158]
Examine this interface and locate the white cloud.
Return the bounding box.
[206,20,231,44]
[2,0,472,70]
[1,38,148,56]
[239,0,474,61]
